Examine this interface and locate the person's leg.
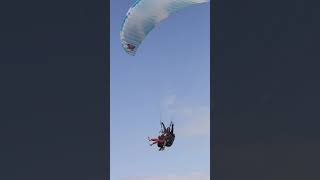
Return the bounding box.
[148,137,159,141]
[150,137,161,145]
[158,138,165,144]
[150,141,157,146]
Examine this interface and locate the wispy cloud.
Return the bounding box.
[162,94,177,111]
[175,106,210,137]
[161,94,210,138]
[121,172,209,180]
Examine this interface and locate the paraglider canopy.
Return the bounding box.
[120,0,209,55]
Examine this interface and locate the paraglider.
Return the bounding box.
[148,121,175,151]
[120,0,209,151]
[120,0,209,55]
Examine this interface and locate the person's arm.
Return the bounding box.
[161,122,166,132]
[171,123,174,133]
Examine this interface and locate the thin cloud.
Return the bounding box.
[163,94,177,109]
[161,94,210,138]
[175,106,210,137]
[121,172,209,180]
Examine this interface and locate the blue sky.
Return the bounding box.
[111,1,210,179]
